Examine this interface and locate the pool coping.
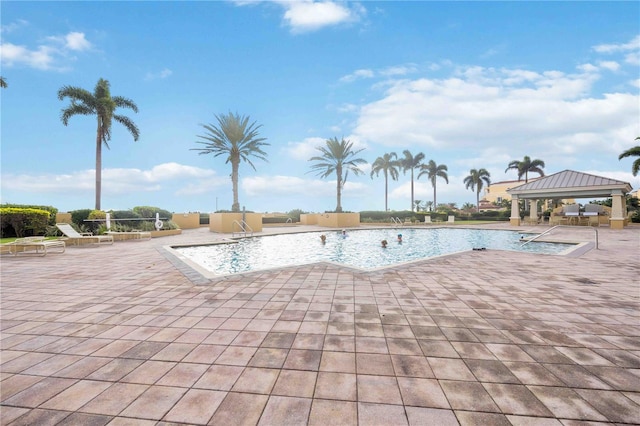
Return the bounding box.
[162,227,594,284]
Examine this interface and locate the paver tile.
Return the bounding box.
[440,380,500,412]
[258,395,312,425]
[397,377,450,408]
[118,385,186,420]
[405,407,459,426]
[208,392,268,426]
[308,399,356,425]
[358,402,408,426]
[163,388,226,424]
[79,382,148,415]
[357,374,403,404]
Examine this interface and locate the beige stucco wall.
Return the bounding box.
[56,213,72,224]
[209,213,263,233]
[317,213,361,228]
[300,214,319,225]
[172,213,200,229]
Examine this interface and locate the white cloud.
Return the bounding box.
[339,68,374,83]
[379,64,418,77]
[598,61,620,72]
[352,65,638,157]
[0,42,56,70]
[0,19,29,34]
[1,163,219,196]
[145,68,173,81]
[1,31,93,71]
[244,175,369,198]
[63,32,92,51]
[278,1,365,33]
[593,35,640,54]
[287,137,327,160]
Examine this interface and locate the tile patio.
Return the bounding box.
[1,223,639,425]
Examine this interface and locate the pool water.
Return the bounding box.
[174,228,574,276]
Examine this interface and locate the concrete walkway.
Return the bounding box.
[1,224,639,425]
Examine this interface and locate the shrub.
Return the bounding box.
[133,206,172,220]
[70,209,93,227]
[0,207,50,237]
[287,209,307,222]
[1,203,58,226]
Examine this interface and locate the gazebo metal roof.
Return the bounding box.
[507,170,633,199]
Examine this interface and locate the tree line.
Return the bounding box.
[3,76,636,213]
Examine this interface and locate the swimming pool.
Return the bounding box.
[173,228,575,277]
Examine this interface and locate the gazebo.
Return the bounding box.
[506,170,633,229]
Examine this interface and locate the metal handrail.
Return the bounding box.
[521,225,598,249]
[390,217,402,226]
[232,220,254,237]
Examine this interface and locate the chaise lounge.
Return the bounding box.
[56,223,114,246]
[2,236,66,256]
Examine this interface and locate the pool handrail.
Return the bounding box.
[521,225,598,249]
[232,220,254,237]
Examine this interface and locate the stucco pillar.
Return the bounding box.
[510,196,520,226]
[530,200,538,222]
[609,190,626,229]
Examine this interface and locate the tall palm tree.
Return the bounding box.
[417,160,448,211]
[505,155,545,183]
[192,112,269,212]
[58,78,139,210]
[401,150,425,211]
[0,77,7,88]
[370,152,400,211]
[464,168,491,211]
[619,139,640,176]
[308,137,367,212]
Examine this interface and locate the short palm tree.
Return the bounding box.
[308,137,367,212]
[401,150,425,211]
[58,78,140,210]
[0,77,7,88]
[417,160,448,211]
[370,152,400,211]
[464,168,491,211]
[505,156,545,183]
[192,112,269,212]
[619,139,640,176]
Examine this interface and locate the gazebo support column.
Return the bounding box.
[529,200,538,223]
[610,190,626,229]
[510,196,520,226]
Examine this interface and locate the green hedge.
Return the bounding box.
[1,203,58,225]
[0,207,50,237]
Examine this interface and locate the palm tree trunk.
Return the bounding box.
[433,184,437,212]
[476,190,480,212]
[384,172,388,211]
[410,169,415,211]
[95,122,102,211]
[336,165,343,212]
[231,160,240,212]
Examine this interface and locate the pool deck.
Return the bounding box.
[1,223,639,425]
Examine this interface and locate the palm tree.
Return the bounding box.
[0,77,7,88]
[619,141,640,176]
[370,152,400,211]
[417,160,449,211]
[401,150,425,211]
[505,156,545,183]
[308,137,367,212]
[58,78,139,210]
[192,112,269,212]
[464,168,491,211]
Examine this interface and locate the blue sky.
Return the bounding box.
[1,1,639,214]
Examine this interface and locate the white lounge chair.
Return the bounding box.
[447,215,455,224]
[2,236,66,256]
[56,223,114,246]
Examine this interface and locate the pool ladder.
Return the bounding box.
[232,220,254,237]
[390,217,403,227]
[521,225,598,249]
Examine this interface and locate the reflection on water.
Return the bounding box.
[175,228,573,276]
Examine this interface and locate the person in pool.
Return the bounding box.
[381,239,388,248]
[320,234,326,244]
[397,233,403,243]
[341,229,348,238]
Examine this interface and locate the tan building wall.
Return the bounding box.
[300,214,319,225]
[209,213,263,233]
[484,179,538,204]
[55,213,72,224]
[318,213,361,228]
[171,213,200,229]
